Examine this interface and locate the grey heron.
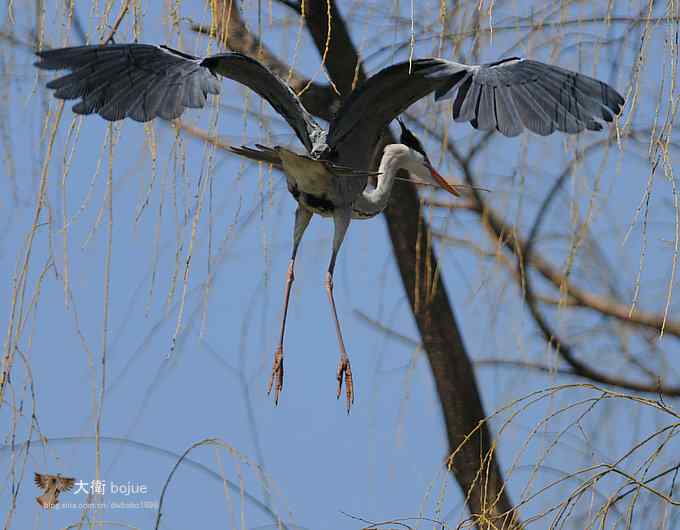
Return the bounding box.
[35,43,624,411]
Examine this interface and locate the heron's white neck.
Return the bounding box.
[353,144,413,217]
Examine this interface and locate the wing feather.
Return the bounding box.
[451,74,473,120]
[508,84,554,136]
[526,84,583,133]
[455,77,481,122]
[158,77,185,120]
[34,473,47,489]
[47,57,128,98]
[493,86,523,137]
[129,76,167,122]
[521,61,615,122]
[36,44,321,151]
[57,477,76,492]
[183,76,207,108]
[472,84,496,130]
[98,69,159,121]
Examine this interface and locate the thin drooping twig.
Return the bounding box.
[102,0,130,44]
[153,437,291,530]
[1,102,64,407]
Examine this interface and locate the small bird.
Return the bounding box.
[34,43,624,411]
[34,472,75,508]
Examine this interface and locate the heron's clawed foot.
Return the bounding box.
[336,355,354,413]
[267,346,284,405]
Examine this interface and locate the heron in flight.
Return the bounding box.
[35,43,624,411]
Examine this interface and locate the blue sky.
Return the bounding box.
[2,1,680,529]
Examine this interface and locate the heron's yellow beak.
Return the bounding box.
[427,163,461,197]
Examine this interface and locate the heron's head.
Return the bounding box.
[397,119,460,196]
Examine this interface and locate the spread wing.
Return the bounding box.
[34,472,48,489]
[327,56,624,152]
[35,43,322,152]
[56,476,76,491]
[440,58,625,136]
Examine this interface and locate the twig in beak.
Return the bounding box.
[394,176,490,194]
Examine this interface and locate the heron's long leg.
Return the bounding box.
[326,209,354,412]
[268,206,313,404]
